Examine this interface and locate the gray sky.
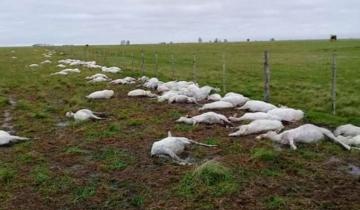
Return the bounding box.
[0,0,359,46]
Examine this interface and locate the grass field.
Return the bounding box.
[0,40,360,209]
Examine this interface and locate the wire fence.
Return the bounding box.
[53,43,360,124]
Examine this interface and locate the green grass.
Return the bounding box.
[251,147,279,162]
[73,185,97,202]
[93,148,132,171]
[178,160,237,198]
[31,165,51,186]
[0,166,16,184]
[264,196,286,210]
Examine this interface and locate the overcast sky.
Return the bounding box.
[0,0,359,46]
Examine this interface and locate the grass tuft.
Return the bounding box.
[251,148,279,162]
[0,166,16,184]
[178,160,237,198]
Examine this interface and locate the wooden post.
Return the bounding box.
[155,53,158,77]
[263,50,270,102]
[222,53,226,93]
[171,54,175,80]
[331,53,337,115]
[141,50,145,75]
[192,54,197,82]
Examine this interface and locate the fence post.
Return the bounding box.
[171,54,175,80]
[155,53,158,77]
[192,54,197,82]
[263,50,270,102]
[331,53,337,115]
[222,53,226,93]
[141,50,145,75]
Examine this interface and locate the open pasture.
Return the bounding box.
[0,41,359,209]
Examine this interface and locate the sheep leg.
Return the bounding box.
[228,116,242,122]
[188,139,217,147]
[329,138,351,150]
[229,130,241,137]
[89,113,103,120]
[289,138,297,150]
[351,147,360,151]
[163,148,188,164]
[320,128,351,150]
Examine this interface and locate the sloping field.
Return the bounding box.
[0,42,359,209]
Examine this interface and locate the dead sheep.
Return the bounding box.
[238,100,277,112]
[176,112,231,125]
[151,131,217,165]
[334,124,360,137]
[257,124,351,150]
[229,119,284,136]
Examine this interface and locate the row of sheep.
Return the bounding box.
[104,76,358,164]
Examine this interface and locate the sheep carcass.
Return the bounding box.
[267,107,304,122]
[151,131,216,165]
[168,95,197,104]
[256,124,351,150]
[128,89,157,97]
[229,112,281,122]
[238,100,277,112]
[229,119,284,136]
[221,92,249,107]
[176,112,231,125]
[199,101,234,111]
[334,124,360,137]
[86,90,114,99]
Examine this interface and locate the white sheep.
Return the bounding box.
[110,77,136,85]
[157,91,178,102]
[256,124,351,150]
[138,76,149,82]
[66,109,103,121]
[85,73,108,80]
[144,78,162,89]
[168,95,197,104]
[221,92,249,107]
[199,101,234,111]
[88,77,110,83]
[176,112,231,125]
[151,131,217,165]
[86,90,114,99]
[57,64,66,68]
[267,107,304,122]
[41,60,52,64]
[0,130,29,146]
[229,112,281,122]
[207,93,222,101]
[51,68,81,76]
[128,89,157,97]
[101,66,121,73]
[229,119,284,137]
[29,64,39,68]
[334,124,360,137]
[157,84,171,92]
[238,100,277,112]
[337,135,360,147]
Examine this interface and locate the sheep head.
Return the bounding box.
[65,112,74,118]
